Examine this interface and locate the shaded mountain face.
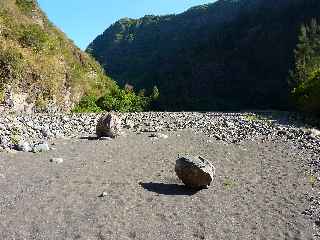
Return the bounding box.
[87,0,320,111]
[0,0,116,112]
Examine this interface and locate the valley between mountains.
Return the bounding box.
[0,0,320,239]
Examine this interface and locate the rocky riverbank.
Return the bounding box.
[0,111,319,153]
[0,111,320,239]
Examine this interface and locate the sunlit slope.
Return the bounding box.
[0,0,116,111]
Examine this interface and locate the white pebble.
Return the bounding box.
[50,158,63,164]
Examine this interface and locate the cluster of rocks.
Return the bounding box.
[0,113,97,152]
[0,111,319,155]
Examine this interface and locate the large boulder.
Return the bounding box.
[175,156,215,189]
[96,112,122,138]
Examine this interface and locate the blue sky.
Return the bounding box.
[38,0,215,50]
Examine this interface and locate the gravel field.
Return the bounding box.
[0,111,319,239]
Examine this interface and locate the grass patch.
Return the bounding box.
[308,174,317,188]
[0,46,24,83]
[243,114,260,122]
[34,94,47,111]
[10,127,21,145]
[223,177,236,189]
[243,113,275,125]
[0,89,4,103]
[10,134,20,145]
[18,24,49,52]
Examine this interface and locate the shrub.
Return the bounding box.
[96,93,116,111]
[0,47,24,83]
[96,88,149,112]
[292,71,320,114]
[149,85,160,110]
[0,10,16,39]
[73,86,151,113]
[16,0,36,14]
[72,95,102,113]
[151,86,159,100]
[34,94,48,111]
[290,20,320,115]
[18,24,49,52]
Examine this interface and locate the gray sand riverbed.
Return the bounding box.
[0,128,317,239]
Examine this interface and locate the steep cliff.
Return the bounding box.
[0,0,116,112]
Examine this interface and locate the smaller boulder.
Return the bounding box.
[33,142,50,153]
[149,133,168,139]
[99,191,108,198]
[16,141,32,152]
[96,112,122,138]
[175,156,215,189]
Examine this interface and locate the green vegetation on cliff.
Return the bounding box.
[0,0,116,111]
[87,0,320,112]
[72,84,157,113]
[290,20,320,115]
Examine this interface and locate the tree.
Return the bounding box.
[151,86,159,101]
[124,83,134,93]
[290,19,320,115]
[138,89,146,97]
[149,85,160,110]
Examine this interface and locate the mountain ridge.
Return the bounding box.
[87,0,320,111]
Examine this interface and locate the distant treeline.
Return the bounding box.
[87,0,320,115]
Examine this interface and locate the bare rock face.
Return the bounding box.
[175,156,215,189]
[96,112,122,138]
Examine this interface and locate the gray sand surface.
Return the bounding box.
[0,129,317,239]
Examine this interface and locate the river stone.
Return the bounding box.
[33,142,50,153]
[124,119,135,129]
[175,156,215,189]
[16,141,32,152]
[96,113,122,138]
[50,158,63,164]
[149,133,168,139]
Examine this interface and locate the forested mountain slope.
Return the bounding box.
[0,0,116,112]
[87,0,320,111]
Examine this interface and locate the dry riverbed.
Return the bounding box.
[0,112,319,239]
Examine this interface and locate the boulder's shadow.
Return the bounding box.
[79,136,99,140]
[139,182,201,196]
[79,136,115,141]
